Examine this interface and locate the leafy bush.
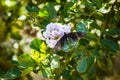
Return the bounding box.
[0,0,120,80]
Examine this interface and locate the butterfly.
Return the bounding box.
[54,32,86,52]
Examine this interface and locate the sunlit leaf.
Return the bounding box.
[38,10,49,17]
[86,33,98,40]
[98,4,111,14]
[76,19,92,33]
[39,67,52,78]
[40,42,47,53]
[11,32,22,40]
[56,0,61,3]
[45,3,57,19]
[30,38,42,52]
[21,67,33,76]
[64,2,74,11]
[18,54,36,68]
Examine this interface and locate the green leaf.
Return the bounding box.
[21,67,33,76]
[11,60,19,66]
[61,2,74,17]
[18,54,36,68]
[64,2,74,11]
[98,3,111,14]
[61,69,72,79]
[11,32,22,40]
[30,38,42,52]
[2,68,21,79]
[104,28,120,36]
[39,67,52,78]
[76,19,92,33]
[97,56,113,71]
[26,5,39,12]
[92,48,99,57]
[56,0,61,3]
[81,65,95,80]
[101,39,119,52]
[106,56,113,70]
[77,58,87,73]
[38,10,49,17]
[77,56,94,74]
[86,32,98,40]
[90,21,101,30]
[86,56,94,68]
[85,1,96,10]
[45,3,57,19]
[86,64,95,79]
[73,0,78,3]
[90,0,102,8]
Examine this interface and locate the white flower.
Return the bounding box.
[46,39,57,48]
[43,22,71,48]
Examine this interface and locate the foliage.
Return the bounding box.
[0,0,120,80]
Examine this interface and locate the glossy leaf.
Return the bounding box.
[77,56,94,74]
[98,4,111,14]
[26,5,39,12]
[90,21,101,30]
[85,1,96,10]
[39,67,52,78]
[30,38,42,52]
[81,65,95,80]
[45,3,57,19]
[11,60,19,66]
[38,10,49,17]
[76,19,92,33]
[18,54,36,68]
[64,2,74,11]
[90,0,102,8]
[101,39,119,52]
[21,67,33,76]
[104,28,120,36]
[86,33,98,40]
[77,58,87,73]
[0,68,21,79]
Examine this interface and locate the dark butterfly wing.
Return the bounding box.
[67,32,86,46]
[54,32,86,52]
[67,32,86,41]
[54,34,68,52]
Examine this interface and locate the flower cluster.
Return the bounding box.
[43,23,71,48]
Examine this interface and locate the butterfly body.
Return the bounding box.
[54,32,86,52]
